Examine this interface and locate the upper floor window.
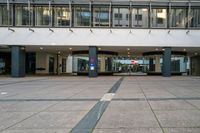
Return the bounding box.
[113,7,129,27]
[0,5,13,26]
[35,6,51,26]
[170,8,187,28]
[74,6,90,27]
[189,8,200,28]
[54,7,70,27]
[151,8,167,28]
[15,5,33,26]
[93,7,109,27]
[132,8,148,28]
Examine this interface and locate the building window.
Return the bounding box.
[151,8,167,28]
[113,7,129,27]
[132,8,148,28]
[93,7,109,27]
[0,5,13,26]
[35,6,51,26]
[135,14,142,21]
[170,8,187,28]
[74,6,90,27]
[54,7,70,27]
[15,5,33,26]
[189,8,200,28]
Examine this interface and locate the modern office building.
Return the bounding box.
[0,0,200,77]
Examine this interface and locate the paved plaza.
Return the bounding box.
[0,76,200,133]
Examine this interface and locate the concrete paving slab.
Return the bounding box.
[1,128,71,133]
[186,100,200,109]
[0,112,35,132]
[163,128,200,133]
[155,110,200,127]
[96,110,159,128]
[11,111,87,129]
[150,100,196,111]
[0,101,56,112]
[46,101,97,111]
[93,128,163,133]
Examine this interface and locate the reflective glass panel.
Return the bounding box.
[151,8,167,28]
[15,5,33,26]
[54,7,70,27]
[93,7,109,27]
[189,9,200,28]
[113,7,129,27]
[132,8,148,28]
[170,8,187,28]
[74,6,90,27]
[35,6,51,26]
[0,5,13,26]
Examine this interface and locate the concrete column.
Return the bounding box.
[100,56,105,72]
[89,46,98,77]
[11,46,25,77]
[155,55,161,72]
[162,47,171,77]
[66,55,73,73]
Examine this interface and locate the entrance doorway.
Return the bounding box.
[49,57,55,74]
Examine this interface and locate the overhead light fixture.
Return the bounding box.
[183,49,186,51]
[127,48,130,51]
[40,47,43,50]
[155,48,159,51]
[20,47,25,50]
[98,48,101,50]
[58,51,61,54]
[142,8,148,12]
[49,28,54,32]
[195,52,198,55]
[69,48,72,51]
[162,48,165,51]
[69,28,73,32]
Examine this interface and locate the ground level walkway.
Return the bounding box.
[0,76,200,133]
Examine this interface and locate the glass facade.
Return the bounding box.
[0,5,12,26]
[54,7,70,27]
[151,8,167,28]
[0,2,200,29]
[143,54,187,73]
[93,7,109,27]
[15,5,33,26]
[132,8,148,28]
[74,6,90,27]
[113,7,129,27]
[35,6,51,26]
[170,8,187,28]
[189,8,200,28]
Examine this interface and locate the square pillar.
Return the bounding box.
[89,46,98,77]
[162,47,171,77]
[11,46,25,77]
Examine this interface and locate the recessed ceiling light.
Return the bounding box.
[127,48,130,51]
[40,47,43,50]
[183,49,186,51]
[195,52,198,55]
[58,51,61,54]
[155,48,159,51]
[69,48,72,50]
[98,48,101,50]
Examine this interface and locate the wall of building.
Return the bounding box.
[191,56,200,76]
[36,52,58,74]
[0,28,200,47]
